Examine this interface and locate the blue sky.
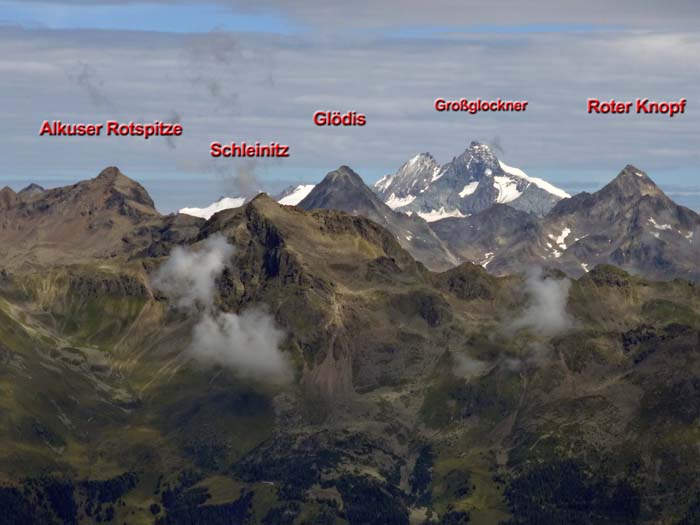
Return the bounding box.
[0,2,629,37]
[0,0,698,212]
[1,2,301,34]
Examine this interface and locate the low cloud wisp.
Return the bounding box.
[153,234,291,383]
[191,310,289,381]
[509,267,574,337]
[152,234,234,310]
[454,353,490,379]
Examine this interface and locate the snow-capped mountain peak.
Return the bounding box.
[498,160,571,200]
[179,196,246,220]
[374,141,569,220]
[459,141,499,168]
[277,184,315,206]
[375,152,441,204]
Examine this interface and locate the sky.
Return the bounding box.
[0,0,698,212]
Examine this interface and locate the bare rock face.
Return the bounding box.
[0,186,18,209]
[0,166,164,266]
[3,167,700,524]
[17,183,45,197]
[374,141,569,219]
[298,165,459,271]
[433,165,700,281]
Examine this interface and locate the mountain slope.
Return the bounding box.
[276,184,315,205]
[539,165,700,279]
[431,204,542,268]
[297,165,459,271]
[374,141,570,220]
[434,164,700,281]
[2,167,700,523]
[18,182,45,197]
[0,167,165,266]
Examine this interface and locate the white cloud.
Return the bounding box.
[152,234,234,309]
[152,233,292,382]
[1,24,699,209]
[190,310,291,383]
[454,353,489,379]
[509,267,574,336]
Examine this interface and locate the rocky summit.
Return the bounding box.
[1,167,700,524]
[433,165,700,281]
[297,165,459,271]
[374,142,570,221]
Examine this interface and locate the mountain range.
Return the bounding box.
[176,142,700,283]
[432,165,700,281]
[278,159,698,282]
[1,167,700,524]
[0,162,700,525]
[180,141,570,224]
[374,142,570,220]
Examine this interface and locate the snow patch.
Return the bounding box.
[459,181,479,198]
[179,197,246,220]
[552,227,571,250]
[430,166,445,182]
[374,173,395,192]
[416,207,466,222]
[547,227,578,250]
[279,184,315,206]
[581,262,590,273]
[494,176,522,203]
[385,193,416,209]
[647,216,672,231]
[480,252,495,268]
[498,160,571,199]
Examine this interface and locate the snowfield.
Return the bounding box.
[498,160,571,199]
[279,184,315,206]
[179,197,246,220]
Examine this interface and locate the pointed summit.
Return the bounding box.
[374,153,441,205]
[95,166,124,181]
[600,164,664,202]
[463,141,499,167]
[325,165,366,186]
[0,186,17,209]
[375,140,568,219]
[89,166,157,211]
[298,165,458,271]
[0,167,164,264]
[18,183,45,197]
[299,166,380,213]
[396,152,439,175]
[246,193,280,213]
